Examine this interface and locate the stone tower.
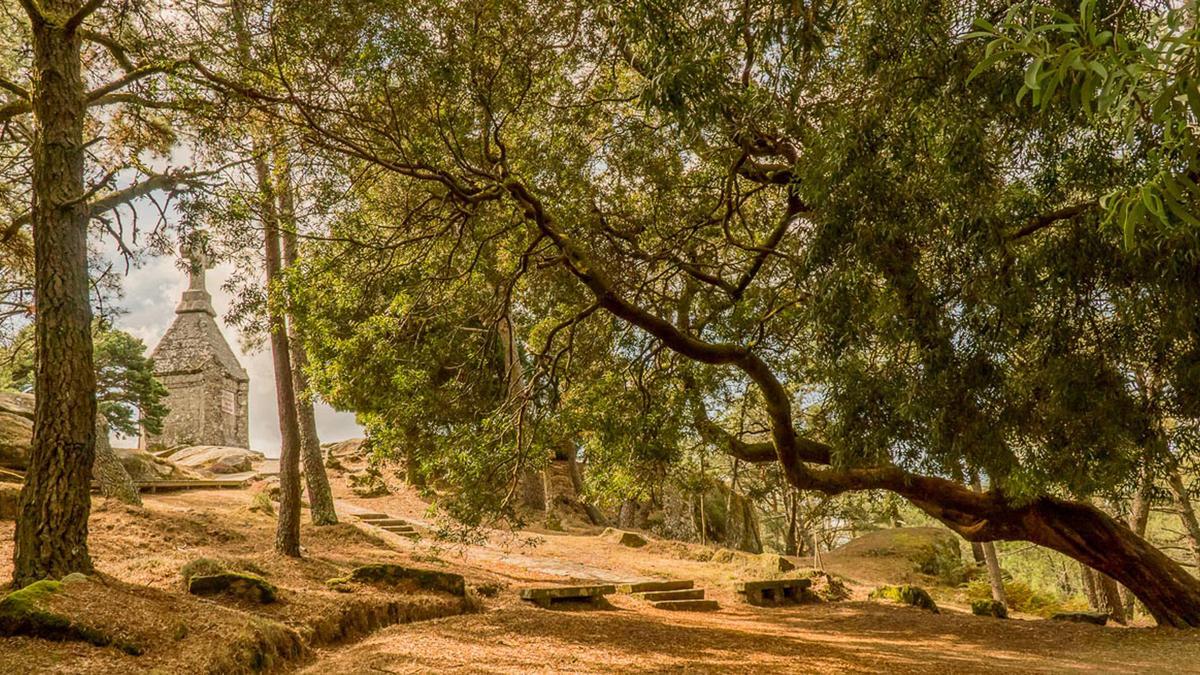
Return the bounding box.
[141,246,250,449]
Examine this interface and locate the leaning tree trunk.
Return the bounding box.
[563,439,604,525]
[14,0,98,588]
[908,492,1200,627]
[277,153,337,526]
[92,417,140,506]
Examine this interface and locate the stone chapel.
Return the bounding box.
[140,246,250,449]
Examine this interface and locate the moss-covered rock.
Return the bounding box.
[869,584,939,613]
[1051,611,1108,625]
[338,564,465,597]
[0,578,142,654]
[971,599,1008,618]
[188,572,277,604]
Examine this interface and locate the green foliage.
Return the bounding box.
[970,1,1200,247]
[9,321,168,437]
[966,578,1087,618]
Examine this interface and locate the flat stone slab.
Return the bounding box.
[520,585,615,608]
[735,578,813,606]
[638,589,705,602]
[355,513,391,520]
[651,599,719,611]
[616,580,694,593]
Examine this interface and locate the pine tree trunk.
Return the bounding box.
[277,155,337,527]
[1168,470,1200,571]
[257,157,302,557]
[14,0,98,588]
[234,0,302,557]
[93,417,140,506]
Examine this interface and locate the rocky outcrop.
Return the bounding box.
[1051,611,1108,625]
[601,528,648,548]
[0,392,33,470]
[169,445,265,475]
[188,573,277,604]
[0,485,19,520]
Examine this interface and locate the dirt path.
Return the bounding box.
[316,494,1200,674]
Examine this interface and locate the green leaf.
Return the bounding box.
[1025,57,1044,90]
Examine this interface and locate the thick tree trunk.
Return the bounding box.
[277,157,337,527]
[1168,470,1200,571]
[258,157,302,557]
[913,493,1200,627]
[14,0,98,587]
[93,417,140,506]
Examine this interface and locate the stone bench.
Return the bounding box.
[735,578,812,606]
[520,584,615,608]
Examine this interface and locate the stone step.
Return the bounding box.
[366,518,410,527]
[355,513,392,521]
[636,588,705,602]
[521,584,615,608]
[616,580,694,594]
[651,599,719,612]
[380,526,418,537]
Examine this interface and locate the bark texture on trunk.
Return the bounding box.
[257,155,302,557]
[14,0,98,587]
[277,157,336,527]
[93,418,140,506]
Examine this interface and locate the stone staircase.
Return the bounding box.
[617,580,718,612]
[355,512,419,539]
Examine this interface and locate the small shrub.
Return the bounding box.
[250,492,275,516]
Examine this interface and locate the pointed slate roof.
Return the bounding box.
[150,253,248,381]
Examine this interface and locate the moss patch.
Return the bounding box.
[869,584,939,613]
[188,572,278,604]
[342,564,465,597]
[0,578,143,655]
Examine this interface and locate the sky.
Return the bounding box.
[109,251,363,456]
